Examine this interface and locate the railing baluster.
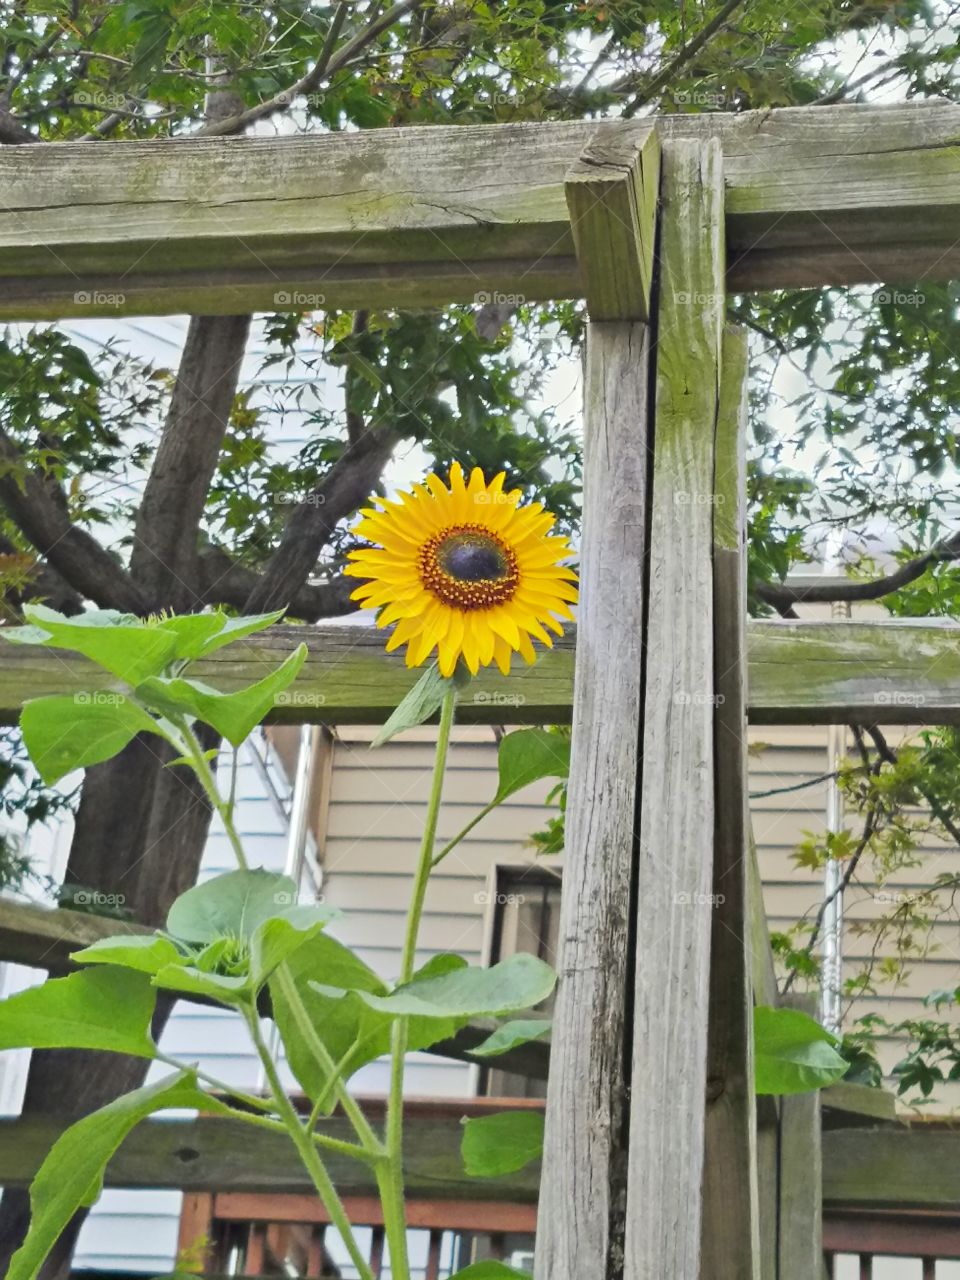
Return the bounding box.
[244,1223,266,1275]
[370,1225,385,1278]
[425,1229,443,1280]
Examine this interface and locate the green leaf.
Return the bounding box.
[152,964,250,1004]
[372,664,451,748]
[7,1071,209,1280]
[71,934,184,975]
[471,1017,552,1058]
[449,1265,531,1279]
[135,643,307,745]
[461,1110,544,1177]
[754,1005,849,1095]
[355,953,556,1020]
[166,869,311,944]
[185,610,286,658]
[20,693,164,784]
[0,968,156,1057]
[3,605,178,684]
[494,728,570,804]
[250,907,342,987]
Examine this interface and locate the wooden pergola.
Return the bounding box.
[1,100,960,1278]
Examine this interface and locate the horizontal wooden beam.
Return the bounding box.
[0,103,958,318]
[3,618,960,726]
[0,1105,934,1212]
[0,1100,543,1202]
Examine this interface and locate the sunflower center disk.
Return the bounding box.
[419,525,520,610]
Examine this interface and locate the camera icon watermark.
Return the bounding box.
[74,691,125,707]
[876,289,925,306]
[275,491,326,506]
[275,690,327,708]
[873,691,926,707]
[73,889,126,908]
[674,891,725,906]
[74,290,125,308]
[474,290,525,307]
[473,690,527,707]
[274,290,326,308]
[673,691,725,707]
[474,890,526,906]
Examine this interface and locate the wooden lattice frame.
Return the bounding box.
[2,100,960,1279]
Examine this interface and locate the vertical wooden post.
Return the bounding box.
[535,123,659,1279]
[625,135,725,1280]
[778,995,825,1280]
[700,325,762,1279]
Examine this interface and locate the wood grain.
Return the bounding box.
[1,103,958,318]
[701,326,760,1280]
[5,618,960,725]
[535,321,651,1279]
[565,121,660,320]
[624,134,725,1280]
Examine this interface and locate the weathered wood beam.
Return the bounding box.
[4,618,960,725]
[0,1103,929,1207]
[564,122,660,321]
[624,133,725,1280]
[0,1100,542,1201]
[701,326,760,1280]
[536,148,655,1273]
[1,103,958,319]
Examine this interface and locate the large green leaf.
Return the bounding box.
[7,1071,210,1280]
[754,1005,848,1095]
[471,1018,552,1059]
[184,610,286,659]
[165,869,325,944]
[20,693,163,785]
[250,911,340,988]
[356,953,556,1020]
[0,968,156,1057]
[494,728,570,804]
[71,934,184,975]
[152,964,250,1004]
[461,1110,544,1177]
[371,664,451,748]
[135,643,307,745]
[273,942,465,1106]
[2,605,178,685]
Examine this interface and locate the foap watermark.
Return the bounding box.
[75,89,130,110]
[873,890,923,906]
[274,290,326,308]
[74,889,126,908]
[275,491,326,506]
[474,890,526,906]
[675,490,725,506]
[473,690,526,707]
[674,290,723,307]
[275,690,327,708]
[473,91,525,107]
[75,691,125,707]
[674,891,725,907]
[74,290,125,308]
[876,289,925,306]
[674,690,725,707]
[674,90,726,107]
[474,290,525,307]
[873,691,926,708]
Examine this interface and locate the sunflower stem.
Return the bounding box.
[382,685,457,1280]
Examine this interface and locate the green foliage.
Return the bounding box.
[449,1266,531,1280]
[6,1071,215,1280]
[754,1005,848,1095]
[471,1017,552,1058]
[494,728,570,804]
[0,967,157,1057]
[371,663,455,748]
[461,1110,545,1178]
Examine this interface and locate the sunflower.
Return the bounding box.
[345,463,578,677]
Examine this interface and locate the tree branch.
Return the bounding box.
[756,530,960,607]
[196,548,357,620]
[242,422,397,614]
[195,0,420,138]
[129,314,252,610]
[619,0,748,115]
[0,431,146,612]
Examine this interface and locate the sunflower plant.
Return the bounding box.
[0,465,577,1280]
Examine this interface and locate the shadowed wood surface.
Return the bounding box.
[625,134,725,1280]
[535,318,652,1277]
[1,103,959,318]
[0,1103,927,1205]
[4,618,960,725]
[701,325,760,1280]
